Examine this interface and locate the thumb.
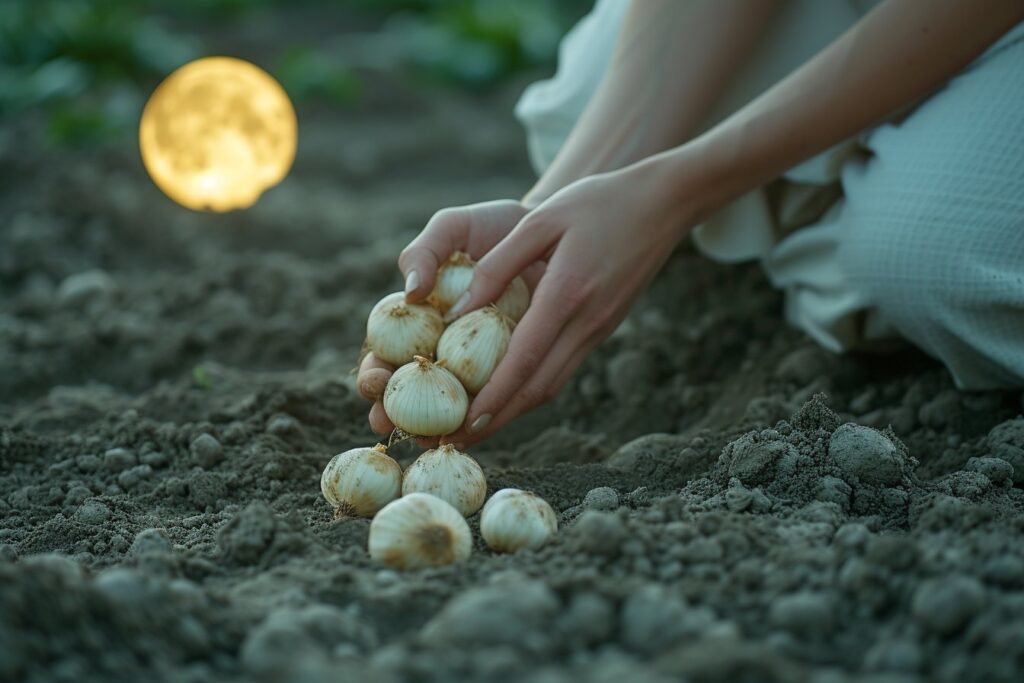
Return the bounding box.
[444,213,556,321]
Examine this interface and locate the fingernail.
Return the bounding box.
[404,270,420,295]
[444,292,470,322]
[468,413,492,434]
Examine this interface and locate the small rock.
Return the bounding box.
[75,454,101,472]
[724,433,795,485]
[64,485,92,507]
[816,476,852,508]
[188,471,227,511]
[986,418,1024,484]
[57,269,114,305]
[918,390,961,430]
[75,500,111,525]
[620,584,691,653]
[769,591,835,635]
[131,528,173,557]
[864,638,923,673]
[218,501,276,565]
[559,592,615,647]
[421,580,559,652]
[117,464,152,490]
[605,350,656,405]
[570,510,627,558]
[775,346,832,385]
[981,555,1024,588]
[964,456,1014,486]
[190,434,224,469]
[266,413,301,437]
[582,487,619,511]
[911,575,986,635]
[829,423,902,487]
[139,450,169,468]
[102,447,136,472]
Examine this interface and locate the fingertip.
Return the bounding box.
[357,367,391,401]
[369,401,394,434]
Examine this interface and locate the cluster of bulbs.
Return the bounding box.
[319,252,558,569]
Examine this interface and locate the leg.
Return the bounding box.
[837,28,1024,388]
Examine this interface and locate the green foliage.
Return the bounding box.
[381,0,577,86]
[274,46,361,106]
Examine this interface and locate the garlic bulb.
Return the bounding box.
[427,251,530,322]
[321,444,403,518]
[495,276,530,322]
[368,492,472,569]
[427,251,475,314]
[480,488,558,553]
[365,292,444,365]
[402,444,487,516]
[436,306,513,394]
[383,356,468,436]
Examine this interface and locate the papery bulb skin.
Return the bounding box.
[436,306,512,394]
[480,488,558,553]
[402,444,487,516]
[366,292,444,365]
[383,356,469,436]
[369,492,472,569]
[321,444,403,518]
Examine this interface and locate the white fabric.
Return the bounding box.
[515,0,1024,388]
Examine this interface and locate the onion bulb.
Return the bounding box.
[366,292,444,365]
[321,444,402,518]
[402,444,487,516]
[369,492,472,569]
[383,356,468,436]
[436,306,513,394]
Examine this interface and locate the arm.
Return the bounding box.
[450,0,1024,444]
[522,0,781,207]
[649,0,1024,224]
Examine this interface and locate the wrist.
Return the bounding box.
[621,144,716,244]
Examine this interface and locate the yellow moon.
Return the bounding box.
[139,56,297,212]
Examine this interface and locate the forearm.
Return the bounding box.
[649,0,1024,226]
[522,0,780,208]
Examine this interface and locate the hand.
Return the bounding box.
[356,199,543,443]
[444,158,692,446]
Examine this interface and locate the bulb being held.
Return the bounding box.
[366,292,444,365]
[369,492,472,569]
[402,444,487,516]
[383,356,469,436]
[321,444,403,519]
[428,251,530,322]
[480,488,558,553]
[436,306,513,394]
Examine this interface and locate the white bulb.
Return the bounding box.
[427,251,530,321]
[383,356,469,436]
[436,306,513,394]
[369,492,472,569]
[366,292,444,365]
[402,444,487,517]
[321,444,402,518]
[480,488,558,553]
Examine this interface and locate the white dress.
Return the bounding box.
[515,0,1024,389]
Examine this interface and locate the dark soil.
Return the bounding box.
[3,14,1024,683]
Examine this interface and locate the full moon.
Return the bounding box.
[139,56,297,212]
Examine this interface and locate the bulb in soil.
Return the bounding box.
[383,356,468,436]
[365,292,444,365]
[428,251,530,322]
[402,444,487,517]
[480,488,557,553]
[321,444,403,518]
[436,306,513,394]
[369,492,472,569]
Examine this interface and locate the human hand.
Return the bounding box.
[442,159,692,446]
[356,199,543,443]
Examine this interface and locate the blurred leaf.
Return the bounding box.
[275,46,361,105]
[45,101,119,147]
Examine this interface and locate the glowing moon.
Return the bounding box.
[139,56,297,212]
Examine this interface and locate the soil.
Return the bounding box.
[3,13,1024,683]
